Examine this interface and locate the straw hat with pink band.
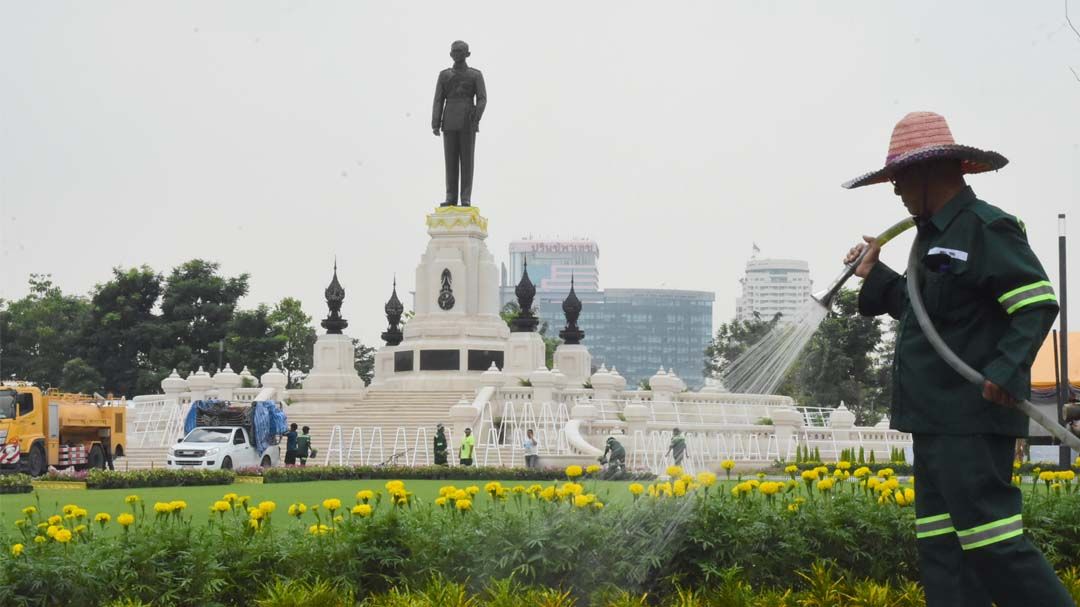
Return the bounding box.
[842,111,1008,189]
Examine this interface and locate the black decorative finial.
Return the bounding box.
[321,260,348,334]
[511,258,539,332]
[559,274,584,344]
[381,276,404,346]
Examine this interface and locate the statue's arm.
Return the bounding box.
[473,71,487,124]
[431,72,446,132]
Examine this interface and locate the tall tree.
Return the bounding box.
[268,297,316,388]
[780,289,883,418]
[703,311,783,378]
[225,304,286,377]
[0,275,90,388]
[157,260,249,375]
[60,358,105,395]
[81,266,163,396]
[353,340,376,385]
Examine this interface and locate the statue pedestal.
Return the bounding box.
[554,344,592,387]
[371,206,509,391]
[505,332,546,381]
[302,333,366,392]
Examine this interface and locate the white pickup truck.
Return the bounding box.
[167,426,279,470]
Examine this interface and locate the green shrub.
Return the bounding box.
[0,473,32,494]
[262,464,654,484]
[255,579,354,607]
[85,468,234,489]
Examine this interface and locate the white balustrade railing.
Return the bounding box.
[128,398,185,447]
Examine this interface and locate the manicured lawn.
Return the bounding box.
[1,478,649,530]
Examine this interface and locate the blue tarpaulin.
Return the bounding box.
[183,400,287,454]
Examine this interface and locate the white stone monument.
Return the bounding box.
[372,206,509,390]
[301,264,366,395]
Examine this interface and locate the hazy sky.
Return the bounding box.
[2,1,1078,349]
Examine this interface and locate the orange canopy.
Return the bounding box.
[1031,332,1080,389]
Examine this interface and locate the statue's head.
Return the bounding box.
[450,40,470,62]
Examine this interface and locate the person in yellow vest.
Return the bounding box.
[459,427,475,466]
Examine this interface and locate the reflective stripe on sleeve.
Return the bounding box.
[997,281,1057,315]
[915,513,955,539]
[956,514,1024,551]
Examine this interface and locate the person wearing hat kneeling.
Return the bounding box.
[843,112,1068,606]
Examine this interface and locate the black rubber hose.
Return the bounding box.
[905,236,1080,451]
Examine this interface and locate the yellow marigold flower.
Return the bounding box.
[1012,475,1022,487]
[248,507,265,521]
[223,493,239,504]
[539,487,556,502]
[46,525,59,538]
[333,515,343,524]
[853,466,871,479]
[34,536,46,544]
[566,465,584,479]
[258,501,276,514]
[453,489,469,501]
[593,501,604,510]
[884,478,900,491]
[759,481,781,496]
[837,461,852,471]
[784,465,799,475]
[528,484,543,494]
[154,502,173,514]
[512,485,527,494]
[211,501,230,513]
[21,506,36,516]
[1051,482,1063,492]
[1074,456,1080,469]
[117,513,135,527]
[54,529,72,544]
[1056,470,1075,482]
[287,503,307,517]
[357,490,375,502]
[1039,471,1056,483]
[801,470,819,482]
[438,486,456,497]
[787,503,800,512]
[14,520,26,529]
[586,464,601,475]
[385,480,405,493]
[36,522,47,530]
[308,524,330,535]
[666,465,683,477]
[629,483,645,496]
[573,494,594,508]
[466,486,479,496]
[1013,460,1022,470]
[877,468,895,479]
[74,524,87,534]
[817,478,836,492]
[673,480,687,497]
[435,496,448,507]
[322,498,342,512]
[484,481,502,494]
[124,495,140,505]
[63,504,78,515]
[721,460,736,471]
[456,498,472,512]
[867,477,881,490]
[48,515,62,526]
[169,501,187,513]
[248,519,260,530]
[10,544,24,557]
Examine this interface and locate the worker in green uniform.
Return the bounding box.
[665,428,687,467]
[843,112,1070,606]
[434,424,449,466]
[599,436,626,478]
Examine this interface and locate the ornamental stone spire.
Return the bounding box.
[321,260,348,334]
[559,275,584,345]
[511,258,539,332]
[381,276,405,346]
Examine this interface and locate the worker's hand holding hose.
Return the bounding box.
[843,236,882,279]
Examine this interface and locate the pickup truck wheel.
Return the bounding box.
[221,456,233,470]
[88,445,106,470]
[260,455,272,469]
[27,444,47,477]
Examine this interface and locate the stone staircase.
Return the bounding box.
[116,445,171,471]
[287,391,469,466]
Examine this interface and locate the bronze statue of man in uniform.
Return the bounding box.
[432,40,486,207]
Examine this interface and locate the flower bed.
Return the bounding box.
[0,474,32,494]
[85,469,234,489]
[4,463,1080,606]
[261,464,655,484]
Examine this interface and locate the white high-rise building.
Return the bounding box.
[735,258,812,324]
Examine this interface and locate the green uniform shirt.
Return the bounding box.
[858,187,1058,436]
